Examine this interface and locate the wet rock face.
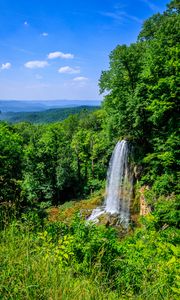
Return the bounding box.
[95,212,121,227]
[88,140,133,228]
[98,213,110,226]
[87,211,129,236]
[133,165,143,180]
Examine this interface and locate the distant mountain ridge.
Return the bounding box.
[0,100,101,113]
[0,106,99,124]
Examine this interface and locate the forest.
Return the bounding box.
[0,1,179,299]
[0,105,99,124]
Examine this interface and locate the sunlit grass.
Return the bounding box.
[0,222,119,300]
[0,194,179,300]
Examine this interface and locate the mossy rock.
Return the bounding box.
[98,213,120,226]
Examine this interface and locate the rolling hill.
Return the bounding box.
[0,106,100,124]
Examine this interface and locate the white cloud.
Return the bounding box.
[1,62,12,70]
[58,66,80,74]
[24,60,48,69]
[72,76,89,87]
[42,32,48,37]
[24,21,29,26]
[73,76,88,81]
[48,51,74,59]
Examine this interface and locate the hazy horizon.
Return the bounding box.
[0,99,101,113]
[0,99,101,102]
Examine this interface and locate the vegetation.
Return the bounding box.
[0,194,179,299]
[0,1,179,299]
[99,0,179,195]
[0,108,109,215]
[0,105,99,124]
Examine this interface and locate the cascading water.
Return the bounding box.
[88,140,133,227]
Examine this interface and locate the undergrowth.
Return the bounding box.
[0,194,179,300]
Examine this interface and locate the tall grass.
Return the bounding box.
[0,194,179,300]
[0,222,119,300]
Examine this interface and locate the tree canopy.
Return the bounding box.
[0,0,179,211]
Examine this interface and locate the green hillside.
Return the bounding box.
[0,105,99,124]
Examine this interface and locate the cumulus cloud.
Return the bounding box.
[48,51,74,59]
[42,32,48,37]
[73,76,88,81]
[1,62,12,70]
[58,66,80,74]
[24,60,48,69]
[72,76,89,87]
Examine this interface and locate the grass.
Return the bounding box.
[0,193,179,300]
[0,222,119,300]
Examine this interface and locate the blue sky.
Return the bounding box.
[0,0,168,101]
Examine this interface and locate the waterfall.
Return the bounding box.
[88,140,133,227]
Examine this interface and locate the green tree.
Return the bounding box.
[0,122,22,204]
[99,42,149,142]
[99,0,179,195]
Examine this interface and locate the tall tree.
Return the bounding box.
[0,123,22,204]
[99,0,179,194]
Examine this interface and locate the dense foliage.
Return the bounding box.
[0,194,179,299]
[0,108,111,220]
[1,1,179,213]
[0,1,179,299]
[99,0,179,196]
[0,105,99,124]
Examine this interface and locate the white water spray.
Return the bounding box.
[88,140,133,227]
